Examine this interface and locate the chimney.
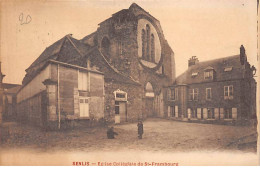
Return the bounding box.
[188,56,199,67]
[0,62,5,85]
[240,45,247,65]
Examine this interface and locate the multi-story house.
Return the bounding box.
[166,45,256,123]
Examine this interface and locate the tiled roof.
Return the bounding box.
[2,83,21,89]
[24,34,140,86]
[4,85,21,94]
[26,35,91,71]
[176,55,245,85]
[26,36,66,71]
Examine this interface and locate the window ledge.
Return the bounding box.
[78,117,90,120]
[224,119,233,121]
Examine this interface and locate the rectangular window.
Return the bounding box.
[229,86,233,97]
[194,88,198,100]
[224,108,232,119]
[115,101,119,114]
[116,93,125,98]
[206,88,212,100]
[170,106,175,117]
[191,72,198,77]
[167,89,171,100]
[204,70,213,79]
[78,71,88,91]
[79,99,84,103]
[175,88,178,100]
[189,88,198,101]
[224,67,233,72]
[224,85,233,100]
[189,89,193,101]
[207,108,215,119]
[168,88,178,100]
[191,108,197,118]
[170,89,175,100]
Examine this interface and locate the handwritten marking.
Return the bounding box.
[19,13,32,25]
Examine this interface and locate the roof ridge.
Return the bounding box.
[65,35,84,57]
[193,54,240,66]
[26,35,68,71]
[129,3,159,22]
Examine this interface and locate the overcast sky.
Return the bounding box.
[0,0,257,84]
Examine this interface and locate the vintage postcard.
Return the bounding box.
[0,0,259,166]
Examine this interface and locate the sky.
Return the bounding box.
[0,0,258,84]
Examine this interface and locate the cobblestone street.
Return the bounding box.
[0,118,257,153]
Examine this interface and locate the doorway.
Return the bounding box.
[79,97,89,118]
[115,101,127,123]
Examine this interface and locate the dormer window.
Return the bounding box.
[224,67,233,72]
[191,72,198,77]
[204,66,214,80]
[204,70,213,79]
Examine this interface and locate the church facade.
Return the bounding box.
[15,3,175,129]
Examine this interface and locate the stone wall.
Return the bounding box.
[104,80,143,122]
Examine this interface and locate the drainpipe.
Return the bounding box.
[57,64,61,129]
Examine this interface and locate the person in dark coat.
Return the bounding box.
[107,126,118,139]
[137,121,143,139]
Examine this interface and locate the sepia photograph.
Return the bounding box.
[0,0,259,166]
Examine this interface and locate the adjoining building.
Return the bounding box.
[166,45,256,124]
[15,3,176,129]
[2,83,21,121]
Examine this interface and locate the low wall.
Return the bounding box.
[16,91,47,127]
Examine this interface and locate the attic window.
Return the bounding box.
[204,70,213,79]
[191,72,198,77]
[224,67,233,72]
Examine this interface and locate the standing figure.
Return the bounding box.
[107,126,118,139]
[137,121,144,139]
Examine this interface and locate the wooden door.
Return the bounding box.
[119,102,126,122]
[79,97,89,117]
[145,98,154,117]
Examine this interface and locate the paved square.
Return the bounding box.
[0,118,257,152]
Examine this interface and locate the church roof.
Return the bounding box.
[23,34,140,86]
[98,3,159,26]
[87,48,141,85]
[175,55,246,85]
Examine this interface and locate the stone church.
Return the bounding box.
[15,3,175,129]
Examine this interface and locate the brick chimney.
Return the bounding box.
[240,45,247,65]
[188,56,199,67]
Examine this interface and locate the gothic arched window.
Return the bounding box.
[145,82,154,98]
[146,24,150,61]
[151,34,155,62]
[142,29,146,59]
